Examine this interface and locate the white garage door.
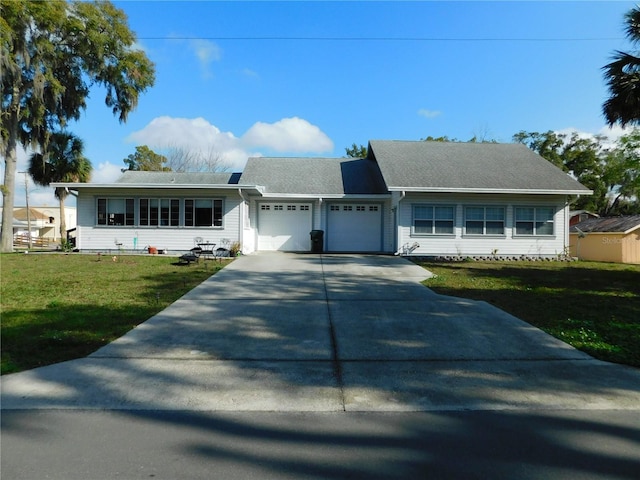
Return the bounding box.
[257,203,313,251]
[327,204,383,252]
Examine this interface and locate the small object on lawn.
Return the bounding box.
[112,256,117,262]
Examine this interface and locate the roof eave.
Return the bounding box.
[259,193,391,199]
[388,186,593,195]
[52,183,266,195]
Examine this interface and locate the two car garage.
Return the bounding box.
[256,202,383,252]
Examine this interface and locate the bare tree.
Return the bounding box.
[161,145,230,172]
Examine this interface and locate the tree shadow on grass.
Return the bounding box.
[421,262,640,367]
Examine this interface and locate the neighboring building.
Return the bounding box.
[569,210,599,227]
[570,215,640,264]
[0,206,77,242]
[54,140,592,257]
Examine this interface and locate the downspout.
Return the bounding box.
[238,188,248,253]
[393,191,406,254]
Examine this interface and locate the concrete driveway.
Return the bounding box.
[2,253,639,411]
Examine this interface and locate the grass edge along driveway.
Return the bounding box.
[1,253,226,375]
[416,259,640,368]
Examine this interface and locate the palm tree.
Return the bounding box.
[28,132,92,241]
[603,6,640,127]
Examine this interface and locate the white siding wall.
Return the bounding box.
[75,188,243,253]
[397,193,570,257]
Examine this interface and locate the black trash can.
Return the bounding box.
[310,230,324,253]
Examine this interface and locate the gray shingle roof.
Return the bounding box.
[241,157,388,195]
[570,215,640,234]
[368,140,592,194]
[115,171,240,185]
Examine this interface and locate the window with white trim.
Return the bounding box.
[464,206,505,235]
[97,198,134,226]
[515,206,555,236]
[185,199,223,227]
[412,205,454,235]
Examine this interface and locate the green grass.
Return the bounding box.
[1,253,226,374]
[415,260,640,368]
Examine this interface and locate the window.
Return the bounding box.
[464,206,505,235]
[97,198,134,226]
[261,205,270,211]
[412,205,454,235]
[185,199,223,227]
[287,205,296,211]
[274,205,283,211]
[343,205,353,211]
[369,205,379,212]
[300,205,310,211]
[515,207,555,236]
[330,205,339,211]
[356,206,365,211]
[140,198,179,226]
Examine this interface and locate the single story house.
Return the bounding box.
[54,140,592,257]
[570,215,640,264]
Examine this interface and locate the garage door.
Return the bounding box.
[257,203,313,251]
[327,203,382,252]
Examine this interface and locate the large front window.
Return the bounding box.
[412,205,454,235]
[139,199,180,226]
[97,198,134,226]
[185,199,223,227]
[464,206,505,235]
[515,207,555,236]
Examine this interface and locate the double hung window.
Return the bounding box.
[464,206,505,235]
[515,207,555,236]
[412,205,454,235]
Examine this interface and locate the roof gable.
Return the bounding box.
[241,157,387,195]
[368,140,592,194]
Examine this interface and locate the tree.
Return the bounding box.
[1,0,155,252]
[602,6,640,127]
[345,143,368,158]
[123,145,171,172]
[28,131,92,239]
[603,129,640,214]
[163,145,228,172]
[513,131,608,213]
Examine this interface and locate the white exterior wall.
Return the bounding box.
[75,188,243,253]
[397,193,570,257]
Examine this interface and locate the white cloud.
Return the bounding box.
[242,117,334,153]
[555,125,635,151]
[190,39,222,77]
[91,162,124,184]
[127,116,334,169]
[418,108,442,119]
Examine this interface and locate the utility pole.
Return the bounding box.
[18,172,32,249]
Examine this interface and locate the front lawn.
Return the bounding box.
[1,253,225,374]
[415,260,640,368]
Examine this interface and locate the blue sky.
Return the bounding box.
[6,0,637,207]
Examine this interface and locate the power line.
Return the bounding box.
[138,35,623,42]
